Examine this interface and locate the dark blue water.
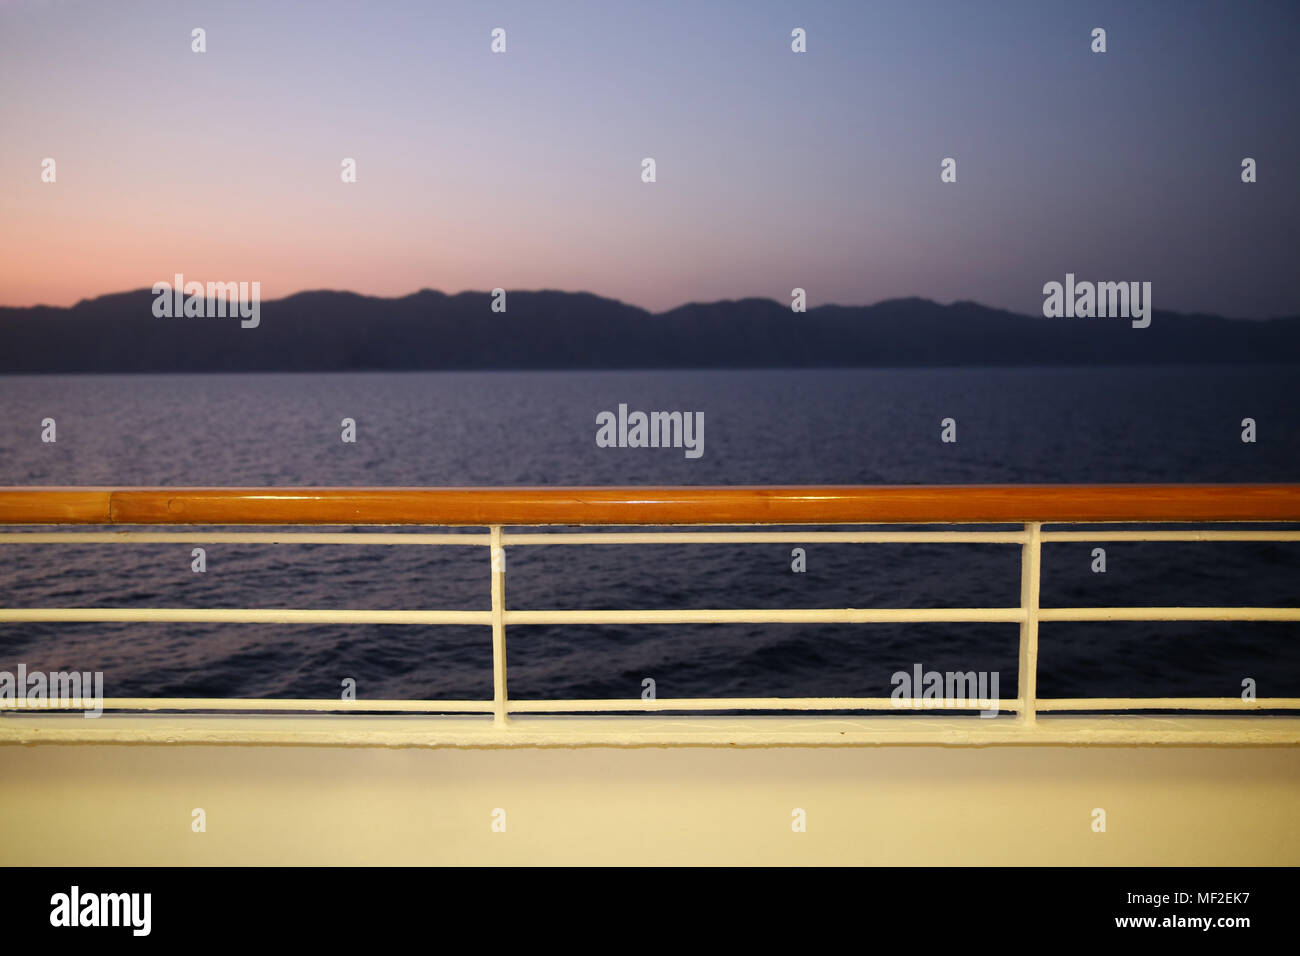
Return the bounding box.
[0,366,1297,703]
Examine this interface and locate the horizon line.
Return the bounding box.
[1,286,1290,323]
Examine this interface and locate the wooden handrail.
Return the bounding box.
[0,484,1298,525]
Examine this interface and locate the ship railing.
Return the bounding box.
[1,485,1298,747]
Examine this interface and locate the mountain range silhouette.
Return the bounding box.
[1,289,1297,372]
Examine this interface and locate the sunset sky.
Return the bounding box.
[1,0,1297,317]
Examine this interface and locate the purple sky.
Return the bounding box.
[2,0,1297,317]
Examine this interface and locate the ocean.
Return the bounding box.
[1,365,1297,704]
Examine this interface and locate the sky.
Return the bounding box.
[1,0,1297,317]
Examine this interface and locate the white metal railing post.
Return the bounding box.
[1018,521,1042,725]
[490,525,508,727]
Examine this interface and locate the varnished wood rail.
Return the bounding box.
[0,483,1299,525]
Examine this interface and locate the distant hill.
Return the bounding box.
[1,289,1298,372]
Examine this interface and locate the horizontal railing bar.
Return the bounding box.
[3,484,1299,526]
[1041,530,1300,542]
[6,530,1297,546]
[7,697,1295,714]
[0,609,491,624]
[6,607,1298,625]
[503,608,1026,624]
[1037,698,1300,711]
[0,698,496,713]
[500,531,1029,545]
[3,529,1295,546]
[1038,607,1300,622]
[0,698,1004,713]
[507,698,1008,712]
[0,532,490,545]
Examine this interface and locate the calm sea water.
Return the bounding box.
[1,366,1298,703]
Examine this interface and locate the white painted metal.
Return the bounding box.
[0,609,491,624]
[490,525,508,727]
[0,532,489,545]
[502,531,1029,545]
[1042,530,1300,542]
[503,608,1026,624]
[1039,607,1300,621]
[1018,522,1042,725]
[0,698,495,712]
[1,516,1297,746]
[1036,698,1300,711]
